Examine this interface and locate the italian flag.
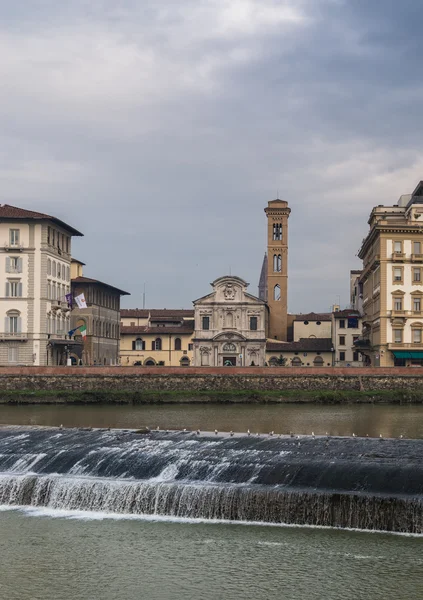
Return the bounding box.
[79,324,87,338]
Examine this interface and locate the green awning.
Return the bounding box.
[392,351,423,359]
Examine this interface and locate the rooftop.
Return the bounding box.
[332,309,361,319]
[0,204,83,236]
[293,312,332,322]
[266,338,333,353]
[71,276,130,296]
[121,309,194,319]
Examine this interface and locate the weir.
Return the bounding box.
[0,427,421,533]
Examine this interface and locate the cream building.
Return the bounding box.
[120,309,194,366]
[0,204,82,365]
[331,309,363,367]
[357,181,423,366]
[193,276,268,367]
[266,338,333,367]
[292,313,332,341]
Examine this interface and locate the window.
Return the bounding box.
[52,262,56,277]
[394,267,402,282]
[414,298,421,312]
[174,338,182,351]
[413,329,422,344]
[135,338,145,351]
[394,297,403,311]
[353,351,360,361]
[188,343,193,351]
[9,229,20,246]
[414,242,421,255]
[394,241,402,253]
[339,335,346,346]
[250,316,258,331]
[339,319,345,329]
[8,347,19,363]
[339,351,346,361]
[273,284,281,301]
[353,336,359,343]
[273,254,281,272]
[394,329,403,343]
[6,257,22,274]
[7,315,19,333]
[152,338,162,351]
[273,223,282,240]
[414,268,421,282]
[47,227,51,245]
[6,281,22,297]
[57,263,61,279]
[202,316,210,330]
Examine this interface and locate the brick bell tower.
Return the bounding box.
[264,199,291,340]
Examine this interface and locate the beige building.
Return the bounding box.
[357,181,423,366]
[331,309,363,367]
[70,259,130,365]
[264,200,291,340]
[120,309,194,366]
[193,275,268,366]
[292,312,332,341]
[0,204,82,365]
[266,338,333,367]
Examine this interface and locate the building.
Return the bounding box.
[357,181,423,366]
[193,275,268,367]
[120,309,194,366]
[70,259,130,365]
[350,269,363,312]
[266,338,333,367]
[264,199,291,340]
[331,309,363,367]
[292,312,332,341]
[0,204,82,366]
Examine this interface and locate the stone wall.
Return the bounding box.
[0,366,422,394]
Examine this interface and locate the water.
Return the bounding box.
[0,510,422,600]
[0,428,421,532]
[1,402,423,438]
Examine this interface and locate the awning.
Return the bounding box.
[392,351,423,359]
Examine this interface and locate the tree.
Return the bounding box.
[277,354,287,366]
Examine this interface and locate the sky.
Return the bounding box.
[1,0,423,312]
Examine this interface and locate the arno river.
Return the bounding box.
[0,402,422,600]
[1,402,423,438]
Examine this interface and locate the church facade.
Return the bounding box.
[193,276,268,367]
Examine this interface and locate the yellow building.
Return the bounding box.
[357,181,423,367]
[120,309,194,366]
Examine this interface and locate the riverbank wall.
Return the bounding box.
[1,366,423,404]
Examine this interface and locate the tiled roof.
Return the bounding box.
[333,309,361,319]
[121,309,194,318]
[266,338,333,352]
[0,204,83,236]
[293,312,332,322]
[121,323,194,335]
[72,276,130,296]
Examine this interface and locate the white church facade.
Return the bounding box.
[193,276,268,367]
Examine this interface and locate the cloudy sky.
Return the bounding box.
[1,0,423,312]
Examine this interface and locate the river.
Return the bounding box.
[0,509,422,600]
[1,402,423,438]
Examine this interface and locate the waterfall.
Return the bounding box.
[0,427,421,533]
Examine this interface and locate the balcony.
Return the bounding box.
[388,342,423,350]
[3,243,23,252]
[0,332,28,341]
[391,252,405,261]
[411,254,423,262]
[353,337,371,348]
[51,300,70,311]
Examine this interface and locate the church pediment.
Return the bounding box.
[212,331,247,342]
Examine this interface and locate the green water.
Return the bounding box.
[0,510,422,600]
[1,403,423,438]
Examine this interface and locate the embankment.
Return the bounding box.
[1,366,423,404]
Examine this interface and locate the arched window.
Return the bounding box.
[174,338,182,350]
[180,356,190,367]
[273,284,281,301]
[273,223,282,240]
[5,310,21,334]
[273,254,282,272]
[291,357,302,367]
[144,358,156,366]
[313,356,324,367]
[152,338,162,351]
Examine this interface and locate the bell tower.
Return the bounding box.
[264,199,291,340]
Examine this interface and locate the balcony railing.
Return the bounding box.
[0,332,28,341]
[388,342,423,350]
[391,252,405,261]
[412,253,423,262]
[4,243,23,252]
